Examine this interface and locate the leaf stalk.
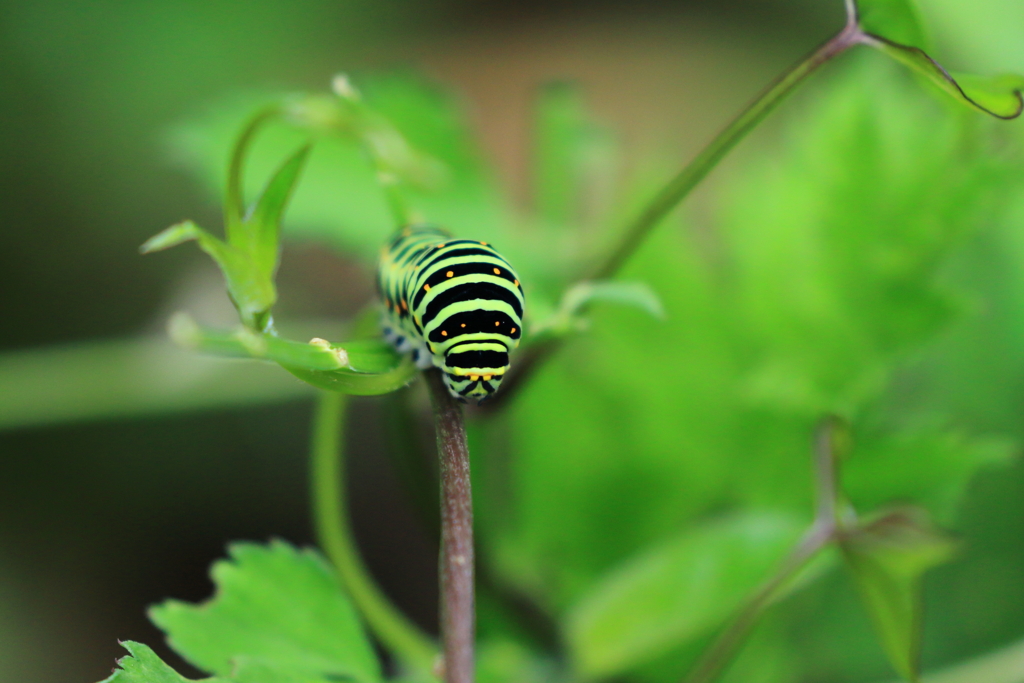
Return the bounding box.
[311,391,440,675]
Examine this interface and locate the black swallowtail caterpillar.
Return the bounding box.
[377,224,525,402]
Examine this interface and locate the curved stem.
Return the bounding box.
[311,391,439,674]
[424,369,476,683]
[485,22,864,414]
[683,416,846,683]
[589,21,861,280]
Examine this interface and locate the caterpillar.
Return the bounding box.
[377,224,524,402]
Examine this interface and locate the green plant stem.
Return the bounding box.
[683,523,835,683]
[590,19,861,281]
[683,416,845,683]
[311,390,439,674]
[482,20,863,415]
[424,369,476,683]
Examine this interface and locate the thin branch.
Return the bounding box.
[682,523,834,683]
[424,369,476,683]
[483,22,864,414]
[310,391,439,674]
[682,415,846,683]
[587,21,861,281]
[814,415,843,526]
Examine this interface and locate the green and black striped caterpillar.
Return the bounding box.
[377,224,525,402]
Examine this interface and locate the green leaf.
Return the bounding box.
[855,0,1024,119]
[840,507,957,682]
[168,313,416,395]
[565,512,804,678]
[245,144,312,272]
[856,0,929,49]
[843,428,1015,524]
[867,38,1024,119]
[99,641,227,683]
[141,220,274,332]
[150,540,382,683]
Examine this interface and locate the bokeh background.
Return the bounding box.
[2,1,1024,682]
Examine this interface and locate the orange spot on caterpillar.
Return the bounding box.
[493,267,500,275]
[446,270,454,278]
[424,284,431,291]
[480,242,488,246]
[401,300,408,311]
[460,323,466,328]
[495,321,500,326]
[510,328,517,334]
[514,279,519,287]
[441,330,448,337]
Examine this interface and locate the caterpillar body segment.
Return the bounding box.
[377,225,524,402]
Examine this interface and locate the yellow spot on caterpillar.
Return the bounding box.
[441,330,448,337]
[446,270,454,278]
[424,284,431,291]
[510,328,517,334]
[471,375,479,382]
[484,375,492,381]
[493,267,500,275]
[495,321,500,326]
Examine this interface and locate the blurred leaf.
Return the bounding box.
[99,642,226,683]
[532,82,614,228]
[476,640,553,683]
[565,512,804,678]
[725,56,1011,415]
[150,541,381,683]
[486,59,1018,626]
[0,336,311,431]
[169,313,416,395]
[856,0,929,49]
[844,428,1015,523]
[840,507,957,682]
[908,635,1024,683]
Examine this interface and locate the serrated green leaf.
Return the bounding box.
[856,0,928,49]
[565,512,804,678]
[245,144,312,272]
[150,540,382,683]
[840,507,957,682]
[99,641,227,683]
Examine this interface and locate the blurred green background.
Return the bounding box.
[3,1,1024,682]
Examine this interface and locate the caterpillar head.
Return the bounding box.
[441,346,509,403]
